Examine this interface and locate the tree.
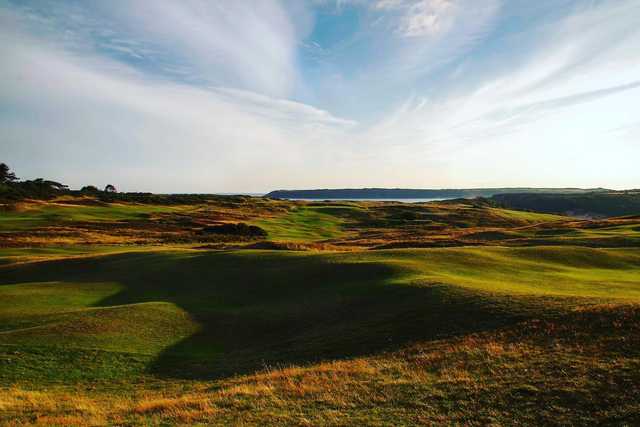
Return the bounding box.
[44,180,69,191]
[31,178,68,191]
[104,184,117,193]
[81,185,100,193]
[0,163,18,183]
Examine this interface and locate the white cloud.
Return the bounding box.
[346,0,640,188]
[11,0,306,98]
[398,0,456,37]
[373,0,405,10]
[360,0,501,86]
[211,88,357,129]
[370,0,480,38]
[0,15,354,192]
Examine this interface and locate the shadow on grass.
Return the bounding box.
[0,250,538,380]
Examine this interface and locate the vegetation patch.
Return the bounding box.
[200,223,267,237]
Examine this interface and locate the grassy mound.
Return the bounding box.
[2,304,639,425]
[1,247,639,385]
[253,205,353,241]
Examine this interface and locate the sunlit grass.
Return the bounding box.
[253,205,353,241]
[2,304,638,425]
[1,246,638,384]
[365,246,640,298]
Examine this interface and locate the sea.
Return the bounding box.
[214,194,457,203]
[283,198,453,203]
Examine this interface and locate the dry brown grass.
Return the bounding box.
[0,388,109,426]
[3,195,640,250]
[4,304,638,425]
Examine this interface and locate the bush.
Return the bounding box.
[200,223,267,237]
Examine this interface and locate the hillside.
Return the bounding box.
[3,196,639,251]
[1,194,640,425]
[492,191,640,218]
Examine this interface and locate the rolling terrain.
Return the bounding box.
[1,194,640,425]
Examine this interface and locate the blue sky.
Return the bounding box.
[1,0,639,192]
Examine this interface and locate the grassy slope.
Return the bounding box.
[252,201,577,247]
[485,206,566,223]
[0,247,639,425]
[10,305,630,426]
[375,246,640,298]
[4,197,639,249]
[253,205,354,241]
[1,247,639,381]
[1,198,640,425]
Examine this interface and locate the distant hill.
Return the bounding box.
[265,188,609,200]
[491,191,640,218]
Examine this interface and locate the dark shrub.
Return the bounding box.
[201,223,267,237]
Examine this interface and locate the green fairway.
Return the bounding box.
[369,246,640,298]
[1,246,639,385]
[485,207,566,223]
[253,204,355,241]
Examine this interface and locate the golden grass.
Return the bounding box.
[0,388,109,426]
[4,304,638,425]
[0,358,391,424]
[3,195,640,250]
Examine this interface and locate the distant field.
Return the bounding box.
[2,196,640,249]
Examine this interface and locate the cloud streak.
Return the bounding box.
[0,11,355,192]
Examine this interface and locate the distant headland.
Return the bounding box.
[265,188,609,200]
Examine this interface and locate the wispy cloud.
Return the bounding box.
[486,80,640,124]
[341,0,640,188]
[105,1,302,97]
[374,0,458,38]
[8,0,306,97]
[0,10,354,192]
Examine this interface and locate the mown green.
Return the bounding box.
[1,246,639,384]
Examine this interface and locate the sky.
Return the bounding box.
[1,0,639,193]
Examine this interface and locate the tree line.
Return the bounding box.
[0,162,251,206]
[1,163,117,201]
